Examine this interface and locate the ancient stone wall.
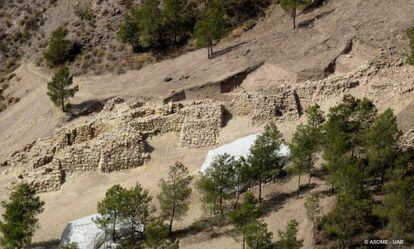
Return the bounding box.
[179,101,223,148]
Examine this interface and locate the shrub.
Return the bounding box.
[44,27,72,67]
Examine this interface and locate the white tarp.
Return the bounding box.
[200,134,290,173]
[60,214,105,249]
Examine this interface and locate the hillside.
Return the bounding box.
[0,0,414,248]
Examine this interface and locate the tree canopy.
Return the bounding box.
[47,66,79,112]
[0,183,44,249]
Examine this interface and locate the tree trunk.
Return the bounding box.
[380,166,385,193]
[297,173,301,199]
[219,194,224,219]
[258,177,263,203]
[292,8,297,29]
[234,190,241,211]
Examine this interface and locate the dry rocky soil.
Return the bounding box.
[1,0,414,248]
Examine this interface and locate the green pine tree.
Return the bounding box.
[280,0,312,29]
[275,219,302,249]
[228,192,263,249]
[47,66,78,112]
[290,104,324,198]
[197,153,236,219]
[248,122,283,202]
[93,184,125,244]
[119,0,162,51]
[0,183,45,249]
[365,109,401,191]
[44,27,72,66]
[245,221,274,249]
[304,194,320,233]
[143,218,179,249]
[375,175,414,243]
[194,0,226,58]
[158,162,194,235]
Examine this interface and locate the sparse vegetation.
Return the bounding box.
[47,66,79,112]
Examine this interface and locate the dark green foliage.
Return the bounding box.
[44,27,72,66]
[275,219,302,249]
[224,0,271,27]
[228,192,263,249]
[280,0,312,29]
[197,153,236,219]
[322,192,373,247]
[245,221,273,249]
[47,66,79,112]
[407,28,414,65]
[374,175,414,243]
[323,95,377,193]
[0,183,45,249]
[95,183,153,245]
[94,184,124,243]
[143,218,179,249]
[162,0,197,44]
[365,109,401,190]
[304,194,320,230]
[290,105,324,197]
[119,0,162,51]
[158,162,193,235]
[248,122,283,202]
[194,0,226,58]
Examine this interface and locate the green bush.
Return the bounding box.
[44,27,72,67]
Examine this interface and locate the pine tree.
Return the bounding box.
[228,192,263,249]
[280,0,312,29]
[304,194,320,233]
[245,221,273,249]
[232,157,252,210]
[0,183,45,249]
[275,219,302,249]
[118,6,142,51]
[248,122,283,202]
[93,184,125,244]
[143,218,179,249]
[197,153,236,219]
[47,66,78,112]
[44,27,72,66]
[96,183,153,245]
[365,109,401,191]
[158,162,193,235]
[290,104,324,198]
[194,0,225,58]
[118,183,153,244]
[119,0,162,51]
[162,0,192,44]
[138,0,162,49]
[375,175,414,243]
